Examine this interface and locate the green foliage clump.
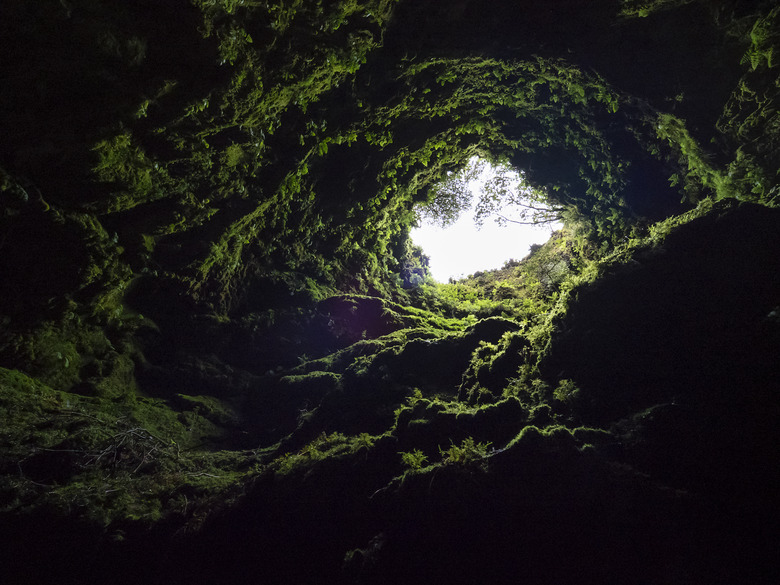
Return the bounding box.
[438,437,492,467]
[717,6,780,206]
[652,113,725,202]
[741,8,778,71]
[415,160,480,228]
[553,379,579,404]
[459,331,530,404]
[399,449,428,470]
[91,132,165,212]
[271,431,380,475]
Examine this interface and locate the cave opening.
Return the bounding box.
[410,157,563,281]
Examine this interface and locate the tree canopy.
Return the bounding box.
[416,157,567,230]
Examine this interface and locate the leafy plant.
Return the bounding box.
[352,432,376,452]
[399,449,428,470]
[438,437,492,466]
[416,157,564,229]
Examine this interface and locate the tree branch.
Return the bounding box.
[495,213,562,226]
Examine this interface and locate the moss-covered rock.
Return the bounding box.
[0,1,778,583]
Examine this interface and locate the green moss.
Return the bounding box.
[0,1,778,581]
[0,366,260,528]
[270,430,382,476]
[552,379,579,404]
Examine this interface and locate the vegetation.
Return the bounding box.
[416,156,567,228]
[438,436,492,467]
[399,449,428,470]
[0,0,778,584]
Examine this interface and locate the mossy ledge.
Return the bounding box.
[1,1,779,583]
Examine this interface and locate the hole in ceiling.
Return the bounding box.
[411,157,563,282]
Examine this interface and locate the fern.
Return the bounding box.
[399,449,428,470]
[438,437,491,466]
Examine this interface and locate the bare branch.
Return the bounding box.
[495,213,562,226]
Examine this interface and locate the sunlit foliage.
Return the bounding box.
[416,157,566,229]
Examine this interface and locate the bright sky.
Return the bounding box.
[411,162,562,282]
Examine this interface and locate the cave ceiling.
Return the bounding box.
[1,0,775,320]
